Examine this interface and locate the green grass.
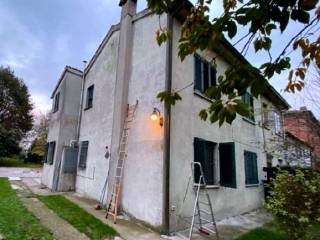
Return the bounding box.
[38,195,117,240]
[236,222,320,240]
[0,157,42,168]
[0,178,53,240]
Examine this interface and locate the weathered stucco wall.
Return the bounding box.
[121,13,166,228]
[42,70,82,190]
[169,18,266,230]
[76,30,120,200]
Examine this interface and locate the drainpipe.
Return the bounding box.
[76,60,87,141]
[162,13,173,235]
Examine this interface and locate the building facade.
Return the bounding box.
[42,0,289,233]
[284,107,320,170]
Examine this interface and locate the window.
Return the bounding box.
[194,54,217,95]
[53,92,60,113]
[78,141,89,169]
[194,138,216,185]
[244,151,259,185]
[242,92,255,122]
[219,142,236,188]
[85,85,94,109]
[273,111,282,134]
[44,142,56,165]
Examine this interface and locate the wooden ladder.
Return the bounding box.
[106,100,138,223]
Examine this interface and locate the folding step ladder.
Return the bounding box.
[188,162,219,239]
[106,100,138,223]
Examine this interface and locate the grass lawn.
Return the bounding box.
[236,222,320,240]
[0,157,42,168]
[39,195,117,240]
[0,178,53,240]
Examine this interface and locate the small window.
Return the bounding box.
[45,141,56,165]
[53,92,60,113]
[78,141,89,169]
[274,111,282,134]
[244,151,259,185]
[194,54,217,95]
[242,92,255,122]
[85,85,94,109]
[194,138,217,185]
[219,142,236,188]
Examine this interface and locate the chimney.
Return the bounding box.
[300,106,308,111]
[120,0,137,19]
[108,0,137,201]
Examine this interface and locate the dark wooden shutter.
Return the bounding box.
[205,142,215,185]
[43,143,49,163]
[194,55,202,92]
[210,66,216,87]
[203,61,209,93]
[194,138,206,184]
[244,151,259,184]
[78,141,89,169]
[47,142,56,165]
[219,142,236,188]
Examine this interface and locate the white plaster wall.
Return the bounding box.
[76,31,120,200]
[121,13,167,228]
[41,71,82,190]
[41,79,66,189]
[169,19,266,229]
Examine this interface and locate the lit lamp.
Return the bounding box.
[150,108,163,126]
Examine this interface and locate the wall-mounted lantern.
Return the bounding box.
[150,108,163,127]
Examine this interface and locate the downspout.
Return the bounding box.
[162,13,173,235]
[76,61,87,141]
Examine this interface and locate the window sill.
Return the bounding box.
[242,117,256,126]
[194,91,214,103]
[84,106,92,111]
[245,184,260,188]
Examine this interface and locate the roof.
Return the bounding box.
[51,66,83,99]
[168,0,290,110]
[285,109,320,127]
[285,131,313,149]
[84,24,120,75]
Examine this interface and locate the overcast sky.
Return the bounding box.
[0,0,318,118]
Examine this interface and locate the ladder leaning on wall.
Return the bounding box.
[106,100,138,223]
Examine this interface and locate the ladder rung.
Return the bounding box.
[199,209,211,215]
[199,226,216,234]
[199,201,209,205]
[200,218,214,224]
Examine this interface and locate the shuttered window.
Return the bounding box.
[194,138,216,185]
[53,92,60,113]
[78,141,89,169]
[219,142,237,188]
[244,151,259,185]
[242,92,255,122]
[85,85,94,109]
[46,142,56,165]
[194,54,217,95]
[43,143,49,163]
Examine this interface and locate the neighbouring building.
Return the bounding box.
[42,0,290,233]
[284,107,320,170]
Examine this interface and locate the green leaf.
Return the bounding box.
[227,20,237,39]
[265,23,276,35]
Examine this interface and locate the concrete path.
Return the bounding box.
[0,167,42,179]
[10,180,90,240]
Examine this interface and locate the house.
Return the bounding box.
[284,107,320,170]
[284,131,313,168]
[41,0,289,234]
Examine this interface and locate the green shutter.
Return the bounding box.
[194,138,206,184]
[78,141,89,169]
[194,55,202,92]
[43,143,49,163]
[219,142,236,188]
[244,151,259,184]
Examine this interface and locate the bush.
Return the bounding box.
[266,169,320,240]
